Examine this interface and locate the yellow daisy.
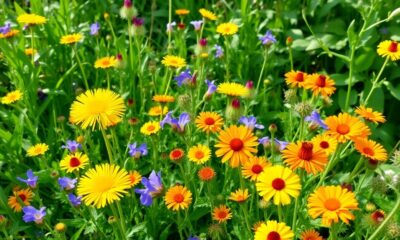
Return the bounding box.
[195,111,224,133]
[355,106,386,124]
[229,188,249,203]
[128,170,142,187]
[164,185,192,211]
[69,89,126,130]
[188,144,211,164]
[27,143,49,157]
[199,8,217,21]
[152,95,175,103]
[377,40,400,61]
[215,125,258,168]
[216,23,239,36]
[140,121,161,135]
[24,48,37,56]
[77,163,131,208]
[148,106,168,116]
[256,165,301,205]
[60,33,83,45]
[17,13,47,25]
[311,134,338,156]
[308,185,359,227]
[60,152,89,173]
[175,9,190,15]
[161,55,186,68]
[1,90,23,104]
[94,56,117,69]
[354,138,387,161]
[254,220,294,240]
[217,82,249,97]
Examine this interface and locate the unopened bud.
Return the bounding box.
[286,36,293,46]
[268,124,277,134]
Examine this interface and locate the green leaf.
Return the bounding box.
[347,20,358,47]
[355,47,375,72]
[71,223,87,240]
[127,223,146,238]
[338,88,357,110]
[383,81,400,101]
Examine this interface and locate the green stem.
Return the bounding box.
[288,45,293,70]
[30,28,34,64]
[106,71,110,89]
[110,204,125,239]
[167,0,172,52]
[364,57,390,105]
[74,47,89,89]
[256,47,268,92]
[367,189,400,240]
[344,45,356,111]
[101,129,114,164]
[349,156,365,181]
[240,203,252,233]
[116,202,127,238]
[316,144,342,187]
[277,204,283,222]
[164,70,173,94]
[127,19,135,74]
[224,37,231,81]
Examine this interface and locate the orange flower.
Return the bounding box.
[304,73,336,97]
[284,70,308,88]
[325,113,371,143]
[212,205,232,223]
[198,167,216,181]
[355,106,386,124]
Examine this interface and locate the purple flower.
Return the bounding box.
[58,177,77,190]
[128,142,148,158]
[90,22,100,36]
[22,206,46,224]
[214,44,224,58]
[275,139,289,151]
[239,116,264,130]
[304,110,328,130]
[259,30,276,45]
[61,140,81,153]
[17,170,38,188]
[174,69,192,86]
[0,23,11,34]
[166,21,176,32]
[68,193,82,207]
[135,171,163,206]
[259,136,271,147]
[161,112,190,132]
[205,80,217,96]
[190,20,203,31]
[188,236,200,240]
[132,17,144,27]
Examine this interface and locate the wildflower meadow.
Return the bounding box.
[1,0,400,239]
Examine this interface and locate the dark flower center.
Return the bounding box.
[272,178,285,190]
[316,75,326,87]
[230,138,244,151]
[388,41,398,52]
[69,157,81,167]
[251,164,263,174]
[298,142,314,160]
[267,231,281,240]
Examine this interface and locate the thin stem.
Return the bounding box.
[116,202,127,238]
[167,0,172,52]
[74,47,89,89]
[224,37,231,81]
[256,47,268,92]
[101,129,114,164]
[110,203,125,239]
[344,45,356,111]
[164,70,173,94]
[127,19,135,73]
[277,204,283,222]
[288,45,293,70]
[30,28,34,64]
[349,156,365,181]
[367,189,400,240]
[364,57,390,105]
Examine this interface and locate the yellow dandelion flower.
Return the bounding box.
[94,56,117,69]
[199,8,217,21]
[24,48,37,56]
[69,89,126,130]
[60,33,83,45]
[27,143,49,157]
[216,22,239,36]
[1,90,23,104]
[140,121,161,135]
[217,82,248,97]
[17,14,47,25]
[161,55,186,68]
[176,9,190,15]
[77,163,131,208]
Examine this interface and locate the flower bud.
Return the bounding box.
[268,124,277,134]
[54,222,67,232]
[286,36,293,46]
[177,94,192,113]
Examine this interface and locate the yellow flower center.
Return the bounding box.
[94,176,114,192]
[324,198,341,211]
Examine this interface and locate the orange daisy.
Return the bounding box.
[241,156,271,181]
[212,205,232,223]
[169,148,185,162]
[282,141,328,174]
[198,167,216,181]
[215,125,258,168]
[325,113,371,143]
[304,73,336,97]
[8,188,33,212]
[195,112,224,133]
[284,70,308,88]
[229,189,249,203]
[355,106,386,124]
[152,95,175,103]
[128,170,142,187]
[164,185,192,211]
[354,138,387,161]
[300,229,323,240]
